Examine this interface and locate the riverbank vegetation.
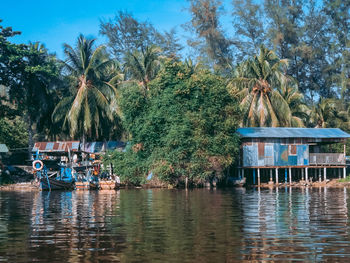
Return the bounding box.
[1,0,349,185]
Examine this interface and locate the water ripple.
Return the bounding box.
[1,188,350,262]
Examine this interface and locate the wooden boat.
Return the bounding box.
[40,177,75,190]
[33,156,75,191]
[75,181,90,190]
[99,180,118,190]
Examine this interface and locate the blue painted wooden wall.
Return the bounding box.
[243,142,309,167]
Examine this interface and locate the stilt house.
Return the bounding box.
[237,127,350,185]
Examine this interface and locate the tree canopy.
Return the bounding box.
[109,60,241,185]
[52,35,121,141]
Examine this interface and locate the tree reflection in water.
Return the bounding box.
[0,188,350,262]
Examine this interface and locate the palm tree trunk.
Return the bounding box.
[82,131,86,163]
[26,113,34,159]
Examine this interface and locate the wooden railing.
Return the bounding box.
[309,153,345,165]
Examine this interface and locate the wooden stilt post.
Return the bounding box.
[339,168,341,179]
[306,167,309,182]
[285,168,287,183]
[319,168,322,182]
[324,167,327,182]
[275,168,279,184]
[343,166,346,179]
[253,169,256,185]
[257,168,260,186]
[242,169,244,180]
[297,168,299,180]
[270,169,273,182]
[289,167,292,185]
[301,168,304,181]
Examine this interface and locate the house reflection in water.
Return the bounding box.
[239,187,349,261]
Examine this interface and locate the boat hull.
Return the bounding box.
[40,178,75,190]
[99,180,118,190]
[75,181,90,190]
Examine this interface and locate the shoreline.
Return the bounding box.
[0,182,38,191]
[2,178,350,191]
[256,178,350,189]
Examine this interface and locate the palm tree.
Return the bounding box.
[52,34,119,142]
[279,81,309,127]
[310,98,348,128]
[123,45,162,90]
[230,45,299,127]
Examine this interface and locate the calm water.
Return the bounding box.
[1,187,350,262]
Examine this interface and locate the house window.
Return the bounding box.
[289,145,297,155]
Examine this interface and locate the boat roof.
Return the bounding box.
[237,127,350,139]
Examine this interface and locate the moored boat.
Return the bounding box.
[99,180,118,190]
[33,154,75,191]
[40,177,75,190]
[75,181,90,190]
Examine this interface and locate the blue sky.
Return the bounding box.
[1,0,192,59]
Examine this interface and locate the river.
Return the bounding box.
[0,187,350,262]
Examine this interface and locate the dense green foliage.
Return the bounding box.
[0,118,28,150]
[107,61,240,185]
[0,21,59,153]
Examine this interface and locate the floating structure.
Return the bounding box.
[237,128,350,185]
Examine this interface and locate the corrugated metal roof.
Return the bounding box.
[237,127,350,138]
[0,144,9,153]
[33,141,126,153]
[32,141,80,152]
